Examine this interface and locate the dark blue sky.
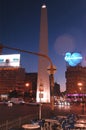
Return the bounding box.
[0,0,86,91]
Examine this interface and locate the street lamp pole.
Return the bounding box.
[77,82,85,114]
[0,44,56,110]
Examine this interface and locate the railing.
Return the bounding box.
[0,113,39,130]
[78,114,86,118]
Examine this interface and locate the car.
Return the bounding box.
[55,100,71,106]
[9,98,25,104]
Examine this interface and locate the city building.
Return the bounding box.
[65,65,86,95]
[0,67,38,102]
[0,67,25,94]
[24,72,37,98]
[0,54,37,98]
[65,52,86,101]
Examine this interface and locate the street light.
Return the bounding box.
[47,65,56,110]
[77,82,85,114]
[0,44,56,110]
[77,82,83,95]
[25,83,30,87]
[25,82,30,92]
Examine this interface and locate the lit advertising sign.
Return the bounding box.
[64,52,83,66]
[0,54,20,67]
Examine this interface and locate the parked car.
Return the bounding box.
[8,98,25,104]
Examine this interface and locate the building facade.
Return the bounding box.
[0,67,25,94]
[0,67,37,97]
[65,65,86,94]
[24,73,37,98]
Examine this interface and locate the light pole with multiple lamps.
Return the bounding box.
[0,44,56,111]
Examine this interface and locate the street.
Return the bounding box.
[0,103,85,123]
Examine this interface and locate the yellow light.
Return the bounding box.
[77,82,83,86]
[25,83,29,87]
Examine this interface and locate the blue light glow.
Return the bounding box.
[64,52,83,66]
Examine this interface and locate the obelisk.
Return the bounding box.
[36,4,50,103]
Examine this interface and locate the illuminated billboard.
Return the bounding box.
[0,54,20,67]
[64,52,83,66]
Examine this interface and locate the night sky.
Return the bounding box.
[0,0,86,91]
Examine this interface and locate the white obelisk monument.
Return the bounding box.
[36,4,50,103]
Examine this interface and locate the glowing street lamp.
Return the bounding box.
[25,83,30,87]
[77,82,83,93]
[77,82,83,87]
[0,44,56,110]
